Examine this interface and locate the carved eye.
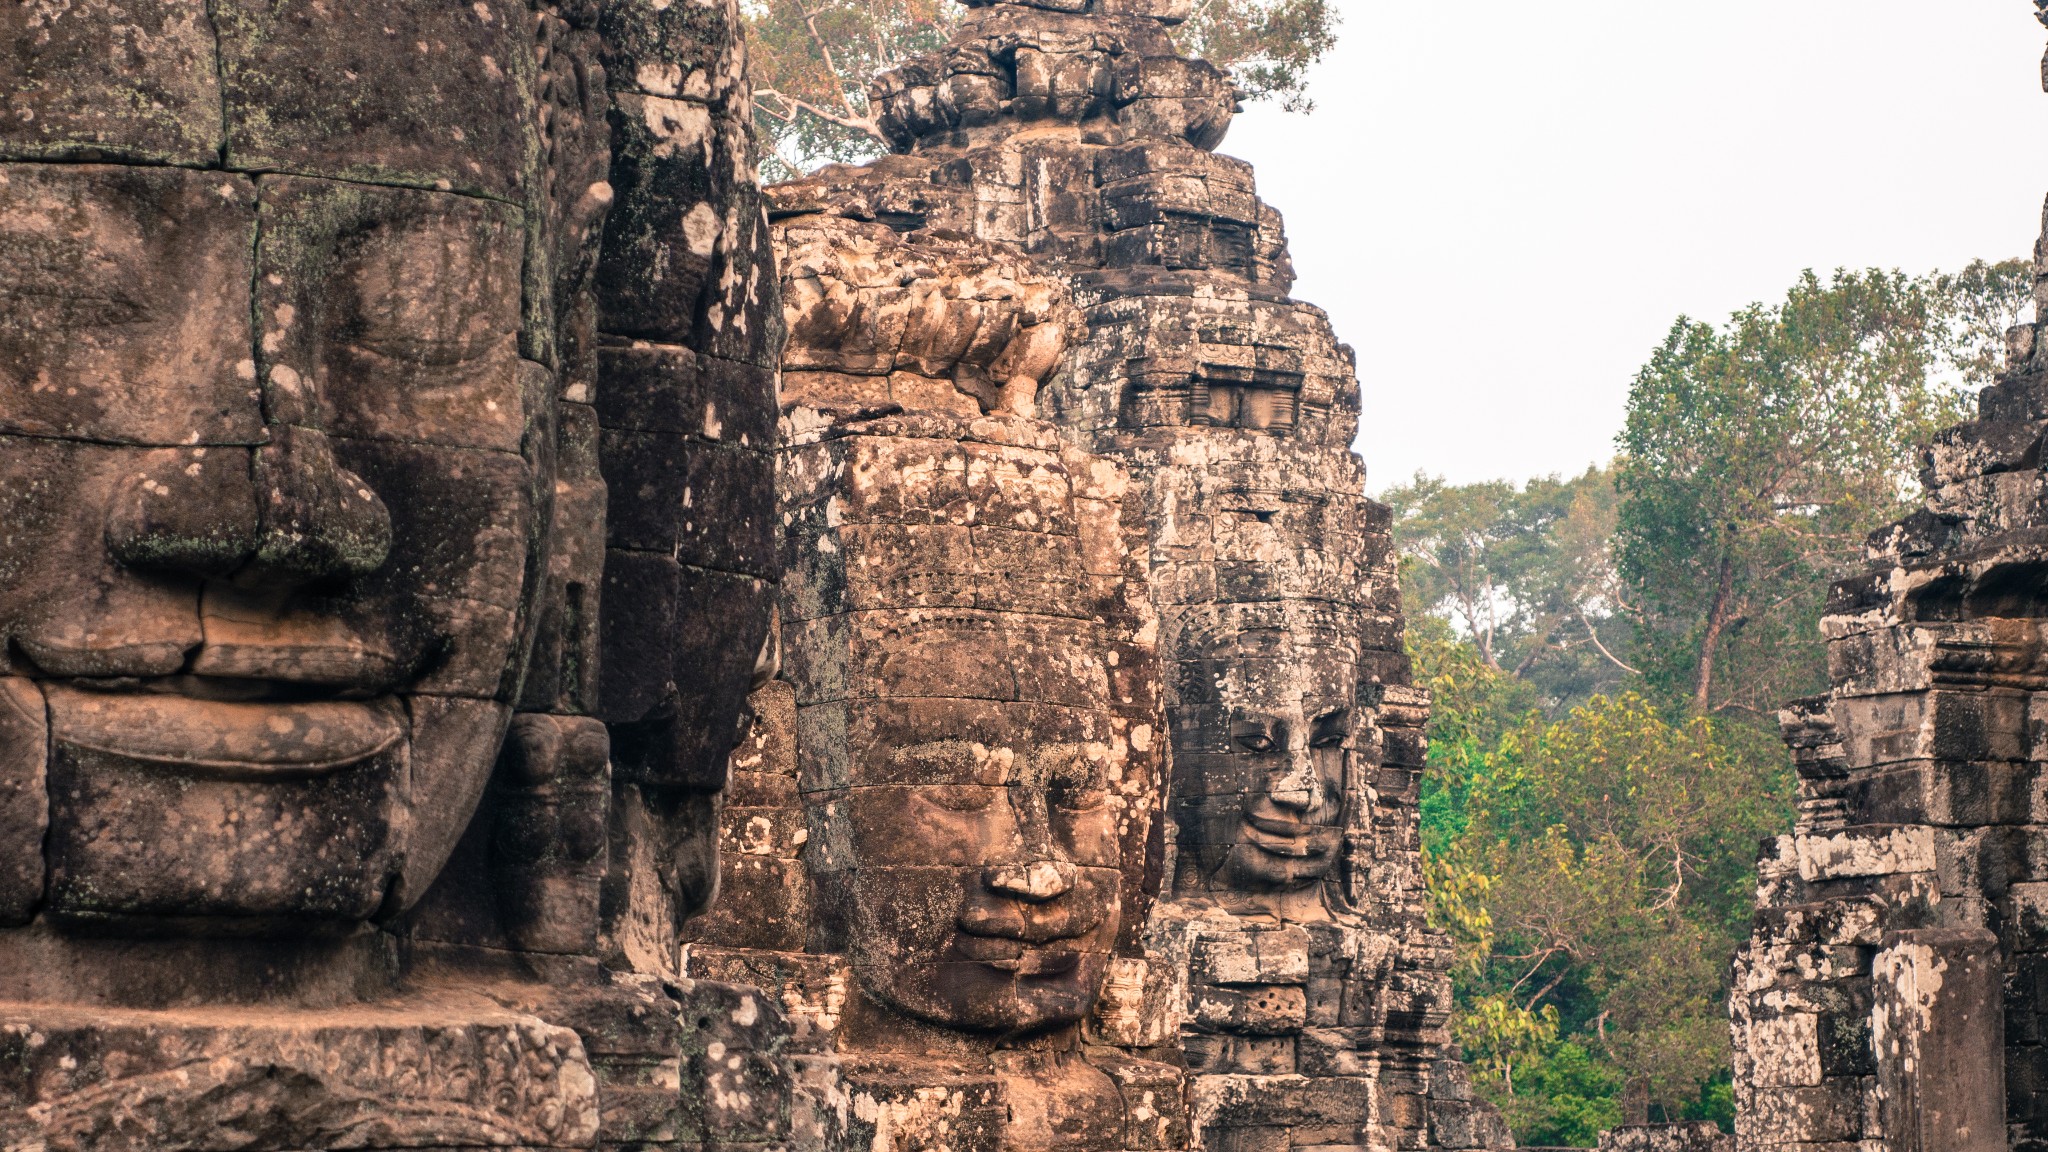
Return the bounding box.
[1042,753,1107,811]
[922,785,996,812]
[1311,709,1351,750]
[1052,781,1108,812]
[1231,713,1282,753]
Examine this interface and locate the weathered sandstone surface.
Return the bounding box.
[0,0,1496,1149]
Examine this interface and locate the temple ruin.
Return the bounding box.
[708,0,1507,1146]
[0,0,1505,1145]
[11,0,2047,1149]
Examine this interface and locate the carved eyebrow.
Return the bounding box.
[1310,708,1351,735]
[1229,712,1282,736]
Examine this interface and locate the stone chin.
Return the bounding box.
[855,942,1114,1036]
[844,870,1122,1036]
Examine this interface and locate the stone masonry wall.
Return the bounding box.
[698,0,1510,1148]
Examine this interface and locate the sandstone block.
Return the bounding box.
[0,0,222,164]
[0,1002,600,1151]
[0,165,262,445]
[216,0,535,199]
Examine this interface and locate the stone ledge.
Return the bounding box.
[0,999,600,1152]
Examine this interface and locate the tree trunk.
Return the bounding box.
[1694,552,1735,713]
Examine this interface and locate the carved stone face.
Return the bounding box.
[0,2,595,932]
[780,420,1162,1038]
[835,685,1132,1034]
[1174,625,1355,895]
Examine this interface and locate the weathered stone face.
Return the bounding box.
[0,10,586,932]
[772,409,1164,1042]
[1,0,801,1143]
[1173,620,1356,895]
[830,623,1138,1033]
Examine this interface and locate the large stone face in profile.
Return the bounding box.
[0,0,786,1144]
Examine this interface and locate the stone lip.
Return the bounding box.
[45,685,405,779]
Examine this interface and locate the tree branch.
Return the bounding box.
[1580,607,1641,675]
[751,86,888,144]
[1522,964,1571,1015]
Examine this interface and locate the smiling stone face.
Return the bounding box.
[0,0,605,933]
[1171,608,1360,898]
[774,413,1165,1039]
[834,689,1131,1033]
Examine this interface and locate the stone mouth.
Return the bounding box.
[45,684,405,779]
[951,932,1086,975]
[1239,814,1334,856]
[952,934,1084,976]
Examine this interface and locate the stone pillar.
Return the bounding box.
[1725,13,2048,1150]
[1873,929,2005,1152]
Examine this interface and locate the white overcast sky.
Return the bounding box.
[1219,0,2048,491]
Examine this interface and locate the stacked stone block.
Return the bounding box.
[1726,12,2048,1150]
[682,191,1190,1150]
[0,0,794,1145]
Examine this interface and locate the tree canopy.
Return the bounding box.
[1616,261,2029,717]
[1405,259,2033,1143]
[1384,468,1631,713]
[742,0,1339,177]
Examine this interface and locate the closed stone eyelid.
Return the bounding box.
[919,784,998,811]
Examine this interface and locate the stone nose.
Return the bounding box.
[106,426,391,590]
[1267,751,1322,813]
[106,448,261,580]
[983,860,1077,903]
[241,425,391,589]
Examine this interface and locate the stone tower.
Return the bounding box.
[696,0,1509,1147]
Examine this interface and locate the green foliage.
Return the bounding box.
[741,0,1340,175]
[1415,627,1795,1137]
[1170,0,1337,112]
[1453,993,1559,1095]
[1615,263,2030,717]
[1933,258,2038,388]
[1502,1041,1627,1147]
[1409,616,1537,853]
[1397,261,2030,1147]
[1385,468,1632,714]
